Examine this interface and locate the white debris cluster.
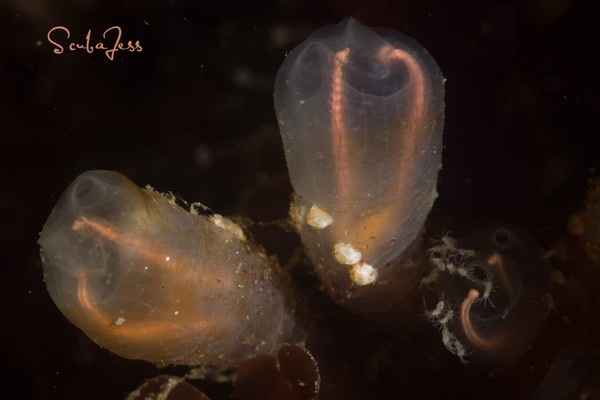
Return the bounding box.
[333,241,377,286]
[421,234,494,363]
[303,203,378,287]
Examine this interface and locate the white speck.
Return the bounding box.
[174,311,179,316]
[35,40,42,47]
[306,205,333,229]
[114,317,126,326]
[144,265,149,271]
[350,262,377,286]
[334,242,362,265]
[165,256,170,262]
[143,20,149,26]
[210,214,246,241]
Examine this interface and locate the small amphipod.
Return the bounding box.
[274,18,444,300]
[38,170,294,367]
[423,226,550,365]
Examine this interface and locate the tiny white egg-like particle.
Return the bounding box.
[306,205,333,229]
[334,242,362,265]
[349,262,377,286]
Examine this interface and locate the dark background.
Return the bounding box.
[0,0,598,399]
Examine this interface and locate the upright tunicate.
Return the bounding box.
[275,17,444,300]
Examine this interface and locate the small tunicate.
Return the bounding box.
[423,226,550,365]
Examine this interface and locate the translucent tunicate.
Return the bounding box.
[275,17,444,298]
[39,170,293,367]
